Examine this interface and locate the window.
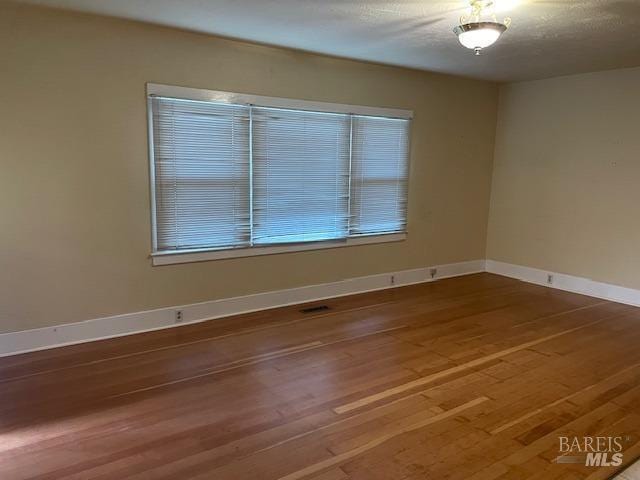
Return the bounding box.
[350,116,409,236]
[251,107,351,245]
[147,84,412,265]
[151,98,251,251]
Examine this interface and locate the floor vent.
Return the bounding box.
[300,305,330,314]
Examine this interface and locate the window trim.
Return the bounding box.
[146,83,412,265]
[147,83,413,120]
[151,232,406,266]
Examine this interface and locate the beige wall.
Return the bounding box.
[487,66,640,289]
[0,3,498,333]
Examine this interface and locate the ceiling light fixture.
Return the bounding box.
[454,0,511,55]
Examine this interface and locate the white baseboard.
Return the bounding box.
[0,260,486,357]
[486,260,640,308]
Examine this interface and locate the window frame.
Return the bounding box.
[146,83,413,266]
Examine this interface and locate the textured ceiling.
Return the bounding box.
[14,0,640,81]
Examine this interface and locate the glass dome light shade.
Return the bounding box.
[454,22,507,51]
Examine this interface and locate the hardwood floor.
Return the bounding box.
[1,273,639,479]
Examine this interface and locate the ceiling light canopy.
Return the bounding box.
[454,0,511,55]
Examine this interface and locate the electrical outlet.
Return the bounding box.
[175,310,183,323]
[391,275,396,285]
[547,274,554,285]
[430,268,438,279]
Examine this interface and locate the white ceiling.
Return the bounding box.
[16,0,640,81]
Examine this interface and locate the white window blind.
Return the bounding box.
[148,86,412,259]
[151,97,250,251]
[252,107,351,244]
[350,116,410,235]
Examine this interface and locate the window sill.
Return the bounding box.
[151,233,407,266]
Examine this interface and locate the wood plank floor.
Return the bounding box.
[1,273,640,479]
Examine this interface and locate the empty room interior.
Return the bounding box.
[2,0,640,478]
